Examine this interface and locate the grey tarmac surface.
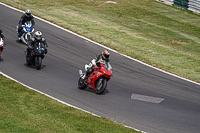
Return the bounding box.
[0,4,200,133]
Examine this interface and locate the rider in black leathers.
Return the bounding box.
[18,9,35,37]
[26,31,48,56]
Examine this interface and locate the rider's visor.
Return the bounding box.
[37,36,41,40]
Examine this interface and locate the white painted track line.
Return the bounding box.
[131,94,164,104]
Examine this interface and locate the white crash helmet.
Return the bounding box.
[35,31,42,40]
[25,9,31,17]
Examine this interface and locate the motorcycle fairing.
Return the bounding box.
[87,70,102,90]
[87,63,112,90]
[25,22,33,32]
[22,22,34,33]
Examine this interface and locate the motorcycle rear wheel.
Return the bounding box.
[95,78,107,95]
[78,77,87,90]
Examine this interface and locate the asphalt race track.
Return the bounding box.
[1,4,200,133]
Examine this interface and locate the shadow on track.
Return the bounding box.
[24,63,46,70]
[78,87,110,95]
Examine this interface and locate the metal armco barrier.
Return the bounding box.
[157,0,200,14]
[188,0,200,14]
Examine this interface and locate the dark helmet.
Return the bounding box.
[35,31,42,41]
[102,50,110,61]
[25,9,31,17]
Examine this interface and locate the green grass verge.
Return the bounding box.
[0,74,139,132]
[1,0,200,82]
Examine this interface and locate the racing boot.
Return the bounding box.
[79,70,85,80]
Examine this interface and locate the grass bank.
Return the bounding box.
[0,74,138,132]
[1,0,200,82]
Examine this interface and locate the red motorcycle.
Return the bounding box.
[78,62,112,94]
[0,37,5,60]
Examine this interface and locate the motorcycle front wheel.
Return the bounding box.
[35,56,42,70]
[26,34,31,43]
[95,78,107,94]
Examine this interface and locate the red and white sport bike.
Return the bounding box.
[78,62,112,94]
[0,37,5,60]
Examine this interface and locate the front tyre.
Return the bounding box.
[95,78,107,94]
[26,34,31,43]
[35,56,42,70]
[78,77,87,90]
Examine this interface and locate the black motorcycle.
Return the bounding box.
[25,42,46,70]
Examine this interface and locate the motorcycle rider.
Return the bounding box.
[0,28,5,40]
[26,31,48,56]
[0,28,5,59]
[81,50,110,80]
[0,28,6,45]
[17,9,35,38]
